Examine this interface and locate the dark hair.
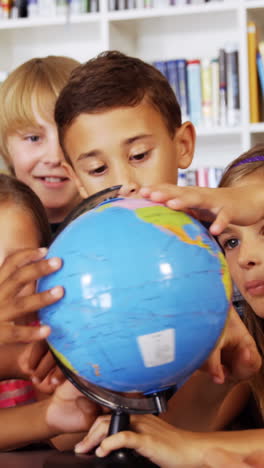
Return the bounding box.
[55,50,182,162]
[0,174,51,246]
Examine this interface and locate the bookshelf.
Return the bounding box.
[0,0,264,179]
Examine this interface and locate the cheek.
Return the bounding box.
[8,143,37,176]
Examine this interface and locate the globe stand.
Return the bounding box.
[43,361,173,468]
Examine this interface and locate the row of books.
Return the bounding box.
[153,46,240,128]
[178,167,224,188]
[108,0,223,9]
[0,0,99,18]
[248,21,264,123]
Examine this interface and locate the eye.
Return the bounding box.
[26,135,40,143]
[129,151,149,162]
[223,238,239,250]
[89,164,107,176]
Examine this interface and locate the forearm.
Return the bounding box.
[0,344,28,380]
[0,399,57,451]
[197,427,264,460]
[161,371,237,431]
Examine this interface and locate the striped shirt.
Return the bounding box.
[0,379,35,408]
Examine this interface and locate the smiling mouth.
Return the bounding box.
[37,176,69,183]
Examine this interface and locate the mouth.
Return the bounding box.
[245,280,264,296]
[36,176,69,183]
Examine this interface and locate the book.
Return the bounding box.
[187,59,202,127]
[247,21,260,123]
[225,43,240,126]
[257,51,264,97]
[211,58,219,126]
[166,60,180,102]
[219,48,227,126]
[175,59,189,122]
[201,58,212,127]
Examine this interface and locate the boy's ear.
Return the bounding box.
[62,161,89,199]
[174,121,196,169]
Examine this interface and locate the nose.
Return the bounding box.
[114,164,140,197]
[42,138,64,167]
[237,243,260,270]
[119,182,140,197]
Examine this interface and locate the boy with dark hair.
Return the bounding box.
[55,50,194,200]
[54,50,260,439]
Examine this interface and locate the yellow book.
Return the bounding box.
[248,21,260,123]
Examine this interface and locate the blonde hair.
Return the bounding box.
[0,55,79,171]
[219,144,264,417]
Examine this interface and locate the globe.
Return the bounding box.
[38,197,232,395]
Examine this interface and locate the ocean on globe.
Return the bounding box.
[38,197,232,394]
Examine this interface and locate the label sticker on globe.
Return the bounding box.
[137,329,175,367]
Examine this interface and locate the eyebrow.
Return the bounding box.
[217,227,235,237]
[77,134,153,162]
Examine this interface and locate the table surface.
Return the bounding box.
[0,448,159,467]
[0,449,99,468]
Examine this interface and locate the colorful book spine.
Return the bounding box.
[166,60,180,102]
[257,51,264,98]
[247,21,260,123]
[175,58,189,122]
[187,59,202,127]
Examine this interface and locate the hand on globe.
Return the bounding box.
[139,183,264,236]
[0,248,63,344]
[203,307,261,385]
[18,341,65,394]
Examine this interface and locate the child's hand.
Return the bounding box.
[45,380,101,435]
[18,341,65,394]
[139,184,264,236]
[75,414,264,468]
[202,307,261,385]
[75,414,197,467]
[0,248,63,344]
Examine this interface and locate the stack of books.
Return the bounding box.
[178,167,224,188]
[108,0,224,10]
[153,45,240,128]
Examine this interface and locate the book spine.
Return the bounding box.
[219,48,227,126]
[187,59,202,127]
[257,51,264,97]
[166,60,180,102]
[175,59,189,122]
[211,58,219,126]
[225,44,240,126]
[201,58,212,127]
[153,60,168,80]
[247,21,260,123]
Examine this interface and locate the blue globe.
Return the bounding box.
[38,197,232,394]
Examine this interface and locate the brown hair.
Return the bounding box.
[55,50,182,163]
[0,55,79,171]
[0,173,51,247]
[219,144,264,416]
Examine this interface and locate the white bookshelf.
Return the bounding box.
[0,0,263,170]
